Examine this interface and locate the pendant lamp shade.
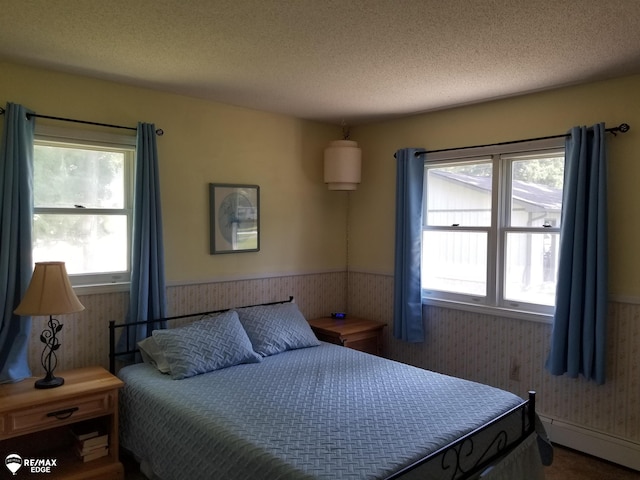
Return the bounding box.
[324,140,362,190]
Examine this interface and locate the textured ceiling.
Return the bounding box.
[2,0,640,125]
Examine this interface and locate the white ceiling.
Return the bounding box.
[2,0,640,125]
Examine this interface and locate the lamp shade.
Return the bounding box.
[14,262,84,316]
[324,140,362,190]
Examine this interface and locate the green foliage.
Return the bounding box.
[33,143,125,247]
[512,157,564,188]
[440,156,564,188]
[34,145,123,207]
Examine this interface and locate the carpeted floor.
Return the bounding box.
[124,445,639,479]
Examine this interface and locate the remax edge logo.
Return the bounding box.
[4,453,58,475]
[5,453,22,475]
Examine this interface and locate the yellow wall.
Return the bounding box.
[347,78,640,452]
[1,61,346,283]
[351,74,640,297]
[3,61,640,295]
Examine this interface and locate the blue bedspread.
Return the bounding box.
[118,342,525,480]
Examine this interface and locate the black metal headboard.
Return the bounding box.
[108,296,294,373]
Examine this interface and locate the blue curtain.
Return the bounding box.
[0,103,35,383]
[121,123,167,352]
[393,148,425,342]
[546,123,608,385]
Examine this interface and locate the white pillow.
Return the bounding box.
[138,336,171,374]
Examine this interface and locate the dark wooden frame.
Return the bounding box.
[209,183,260,254]
[108,297,537,480]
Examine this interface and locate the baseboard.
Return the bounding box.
[539,415,640,471]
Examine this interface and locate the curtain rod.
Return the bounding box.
[415,123,630,157]
[0,107,164,136]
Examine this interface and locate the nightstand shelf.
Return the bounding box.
[0,366,124,479]
[308,316,386,356]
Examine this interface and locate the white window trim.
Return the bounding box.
[35,124,136,148]
[33,124,136,291]
[421,137,565,322]
[423,297,554,324]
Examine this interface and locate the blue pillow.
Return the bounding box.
[152,310,261,380]
[235,302,320,357]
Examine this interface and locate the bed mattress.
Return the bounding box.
[118,342,535,480]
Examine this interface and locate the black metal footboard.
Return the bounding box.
[386,391,537,480]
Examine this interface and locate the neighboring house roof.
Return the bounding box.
[433,170,562,211]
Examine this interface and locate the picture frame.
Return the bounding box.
[209,183,260,254]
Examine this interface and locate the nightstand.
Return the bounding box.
[0,366,124,479]
[308,316,387,355]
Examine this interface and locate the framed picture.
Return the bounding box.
[209,183,260,254]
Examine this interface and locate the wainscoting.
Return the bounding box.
[348,270,640,470]
[25,269,639,469]
[26,271,347,375]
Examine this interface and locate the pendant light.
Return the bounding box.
[324,123,361,190]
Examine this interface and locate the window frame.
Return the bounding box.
[421,137,565,322]
[33,125,136,290]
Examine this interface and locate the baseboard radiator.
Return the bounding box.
[539,415,640,471]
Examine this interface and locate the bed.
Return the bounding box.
[109,298,549,480]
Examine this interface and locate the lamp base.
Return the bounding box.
[34,376,64,389]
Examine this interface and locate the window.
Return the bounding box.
[33,126,135,287]
[421,139,564,316]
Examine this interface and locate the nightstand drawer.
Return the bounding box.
[343,335,380,355]
[0,367,124,477]
[6,391,113,437]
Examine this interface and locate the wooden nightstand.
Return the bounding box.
[308,316,387,356]
[0,366,124,479]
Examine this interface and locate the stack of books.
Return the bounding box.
[70,423,109,462]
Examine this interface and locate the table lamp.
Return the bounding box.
[14,261,85,389]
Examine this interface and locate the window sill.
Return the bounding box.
[73,282,130,296]
[422,297,553,324]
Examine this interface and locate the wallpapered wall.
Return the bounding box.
[27,270,639,447]
[348,271,640,446]
[27,272,346,375]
